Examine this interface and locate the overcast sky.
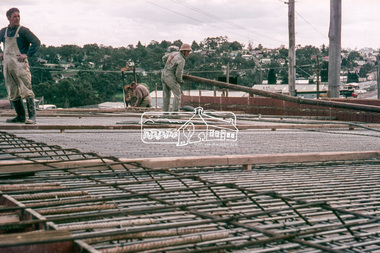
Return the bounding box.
[1,0,378,50]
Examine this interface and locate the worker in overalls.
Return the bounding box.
[161,44,191,113]
[0,8,41,124]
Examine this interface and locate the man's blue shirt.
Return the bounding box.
[0,25,41,57]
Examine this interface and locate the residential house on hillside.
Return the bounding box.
[260,58,271,65]
[354,60,366,66]
[277,59,286,65]
[37,58,48,64]
[242,54,254,60]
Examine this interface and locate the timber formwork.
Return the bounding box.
[1,132,380,252]
[182,95,380,123]
[181,74,380,123]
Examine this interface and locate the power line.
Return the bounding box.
[282,0,327,42]
[295,65,313,77]
[146,1,251,41]
[295,11,328,39]
[172,0,285,46]
[172,0,247,31]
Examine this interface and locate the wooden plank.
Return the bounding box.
[0,214,19,224]
[119,150,380,169]
[1,151,380,176]
[0,123,366,131]
[0,229,72,245]
[0,159,115,177]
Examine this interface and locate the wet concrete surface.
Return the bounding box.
[1,115,379,159]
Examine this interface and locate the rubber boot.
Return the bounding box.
[6,99,26,123]
[25,97,36,124]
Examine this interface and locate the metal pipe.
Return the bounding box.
[183,74,380,113]
[13,191,89,200]
[0,183,62,191]
[99,231,229,253]
[82,228,206,244]
[25,197,102,208]
[58,218,156,231]
[37,204,118,215]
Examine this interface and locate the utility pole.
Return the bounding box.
[316,55,320,99]
[328,0,342,98]
[377,55,380,99]
[226,62,229,97]
[226,61,230,84]
[288,0,296,96]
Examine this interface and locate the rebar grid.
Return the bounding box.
[0,131,111,162]
[1,159,380,252]
[1,134,380,252]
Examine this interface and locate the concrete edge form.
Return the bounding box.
[1,151,380,175]
[118,150,380,169]
[1,123,378,131]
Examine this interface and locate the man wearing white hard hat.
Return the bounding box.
[161,43,191,112]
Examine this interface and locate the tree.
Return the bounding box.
[77,71,120,102]
[255,44,263,50]
[279,63,288,84]
[230,41,244,51]
[320,62,329,82]
[24,37,372,108]
[278,47,288,59]
[0,74,6,98]
[296,45,320,79]
[172,39,183,48]
[159,40,171,50]
[247,42,254,51]
[32,68,53,85]
[320,44,328,56]
[281,74,289,84]
[191,41,201,51]
[83,43,100,55]
[75,81,101,106]
[58,44,81,62]
[347,51,361,62]
[201,36,228,50]
[55,79,77,108]
[267,69,277,84]
[347,71,359,83]
[147,40,159,49]
[358,63,374,78]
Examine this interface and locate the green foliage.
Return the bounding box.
[77,71,120,101]
[31,68,53,84]
[24,39,368,108]
[46,78,101,108]
[201,36,228,50]
[358,63,375,78]
[281,75,289,84]
[267,69,277,84]
[347,71,359,83]
[320,62,329,82]
[0,75,7,99]
[296,45,321,79]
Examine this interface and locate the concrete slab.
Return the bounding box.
[1,115,380,161]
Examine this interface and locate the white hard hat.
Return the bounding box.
[180,44,192,51]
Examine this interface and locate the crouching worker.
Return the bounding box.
[130,82,152,107]
[0,8,41,124]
